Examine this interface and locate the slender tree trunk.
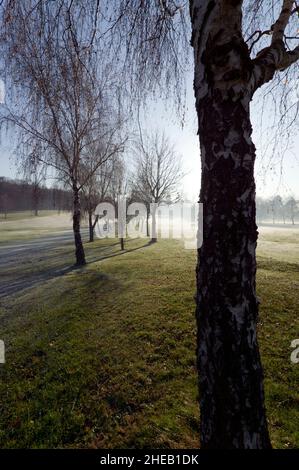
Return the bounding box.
[90,214,99,242]
[151,203,157,243]
[190,0,271,449]
[120,237,125,250]
[118,198,126,250]
[146,207,150,237]
[33,186,39,216]
[88,211,94,242]
[72,185,86,266]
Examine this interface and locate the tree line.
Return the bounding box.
[2,173,297,230]
[0,129,183,247]
[257,196,298,225]
[0,177,72,217]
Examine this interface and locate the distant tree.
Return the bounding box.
[81,154,121,243]
[271,195,285,224]
[256,197,269,225]
[23,144,46,217]
[270,198,276,224]
[82,170,102,244]
[285,197,298,225]
[131,131,182,242]
[0,193,9,219]
[108,157,128,250]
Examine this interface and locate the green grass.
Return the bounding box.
[0,233,298,448]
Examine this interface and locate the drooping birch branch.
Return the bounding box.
[251,1,299,91]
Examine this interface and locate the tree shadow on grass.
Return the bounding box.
[87,239,153,263]
[0,239,152,299]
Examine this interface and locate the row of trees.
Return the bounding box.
[0,130,183,245]
[83,131,183,242]
[257,196,298,224]
[80,131,183,244]
[0,177,72,217]
[3,172,297,229]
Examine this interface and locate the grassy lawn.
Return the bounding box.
[0,210,57,221]
[0,232,298,448]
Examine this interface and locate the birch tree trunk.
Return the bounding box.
[146,208,150,238]
[88,211,94,242]
[73,185,86,266]
[190,0,271,448]
[151,202,158,243]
